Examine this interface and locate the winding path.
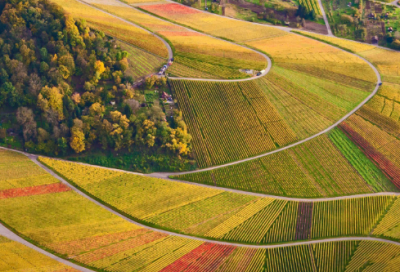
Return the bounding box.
[78,0,272,82]
[317,0,333,36]
[1,148,399,251]
[152,45,381,176]
[1,1,399,264]
[78,0,388,179]
[115,0,384,177]
[0,223,94,272]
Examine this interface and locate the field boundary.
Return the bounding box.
[2,149,400,249]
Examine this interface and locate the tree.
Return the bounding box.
[94,60,105,79]
[119,58,129,72]
[38,86,64,120]
[16,107,37,141]
[145,75,157,89]
[28,73,42,96]
[89,102,105,117]
[0,128,6,141]
[125,99,140,114]
[70,120,85,153]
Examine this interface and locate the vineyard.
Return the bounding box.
[299,0,322,15]
[175,131,393,197]
[141,2,376,87]
[3,0,400,270]
[118,41,165,81]
[0,236,79,271]
[39,157,400,245]
[88,1,267,79]
[169,79,297,167]
[51,0,169,58]
[135,1,377,167]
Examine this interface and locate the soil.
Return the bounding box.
[303,21,328,34]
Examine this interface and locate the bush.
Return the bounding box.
[391,39,400,50]
[0,128,6,141]
[341,14,354,25]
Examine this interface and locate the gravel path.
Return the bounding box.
[2,150,400,250]
[0,223,94,272]
[152,49,381,176]
[128,0,383,176]
[3,146,399,201]
[75,0,173,59]
[78,0,272,81]
[317,0,333,36]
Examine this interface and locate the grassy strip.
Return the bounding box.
[329,128,398,192]
[291,31,357,54]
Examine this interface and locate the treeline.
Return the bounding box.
[0,0,192,160]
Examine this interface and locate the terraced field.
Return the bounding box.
[118,41,165,81]
[39,157,400,245]
[77,0,268,79]
[0,236,79,271]
[176,129,398,197]
[3,0,400,270]
[51,0,169,58]
[114,1,378,167]
[296,32,400,191]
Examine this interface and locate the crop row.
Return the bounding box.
[0,236,79,271]
[118,41,165,80]
[40,157,400,245]
[176,133,375,197]
[289,33,400,193]
[91,2,267,79]
[4,149,400,270]
[299,0,322,15]
[341,115,400,189]
[169,79,297,167]
[52,0,169,58]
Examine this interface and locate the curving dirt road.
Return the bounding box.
[317,0,333,36]
[77,0,272,82]
[152,48,381,176]
[11,152,400,249]
[121,0,383,177]
[0,223,94,272]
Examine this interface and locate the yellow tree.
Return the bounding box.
[69,124,85,153]
[37,86,64,120]
[94,60,105,80]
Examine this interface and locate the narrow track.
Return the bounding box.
[153,46,381,176]
[77,0,384,178]
[122,0,384,176]
[3,146,400,201]
[75,0,173,59]
[317,0,333,35]
[3,149,400,250]
[0,0,399,267]
[0,223,94,272]
[77,0,272,82]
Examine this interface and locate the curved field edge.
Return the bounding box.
[172,128,399,198]
[130,1,380,169]
[2,150,400,271]
[75,0,271,80]
[0,230,90,272]
[36,155,397,245]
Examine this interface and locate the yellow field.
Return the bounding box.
[50,0,169,58]
[0,236,78,271]
[90,1,267,78]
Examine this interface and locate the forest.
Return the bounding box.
[0,0,194,172]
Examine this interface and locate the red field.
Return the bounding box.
[143,3,201,15]
[0,183,71,199]
[340,122,400,189]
